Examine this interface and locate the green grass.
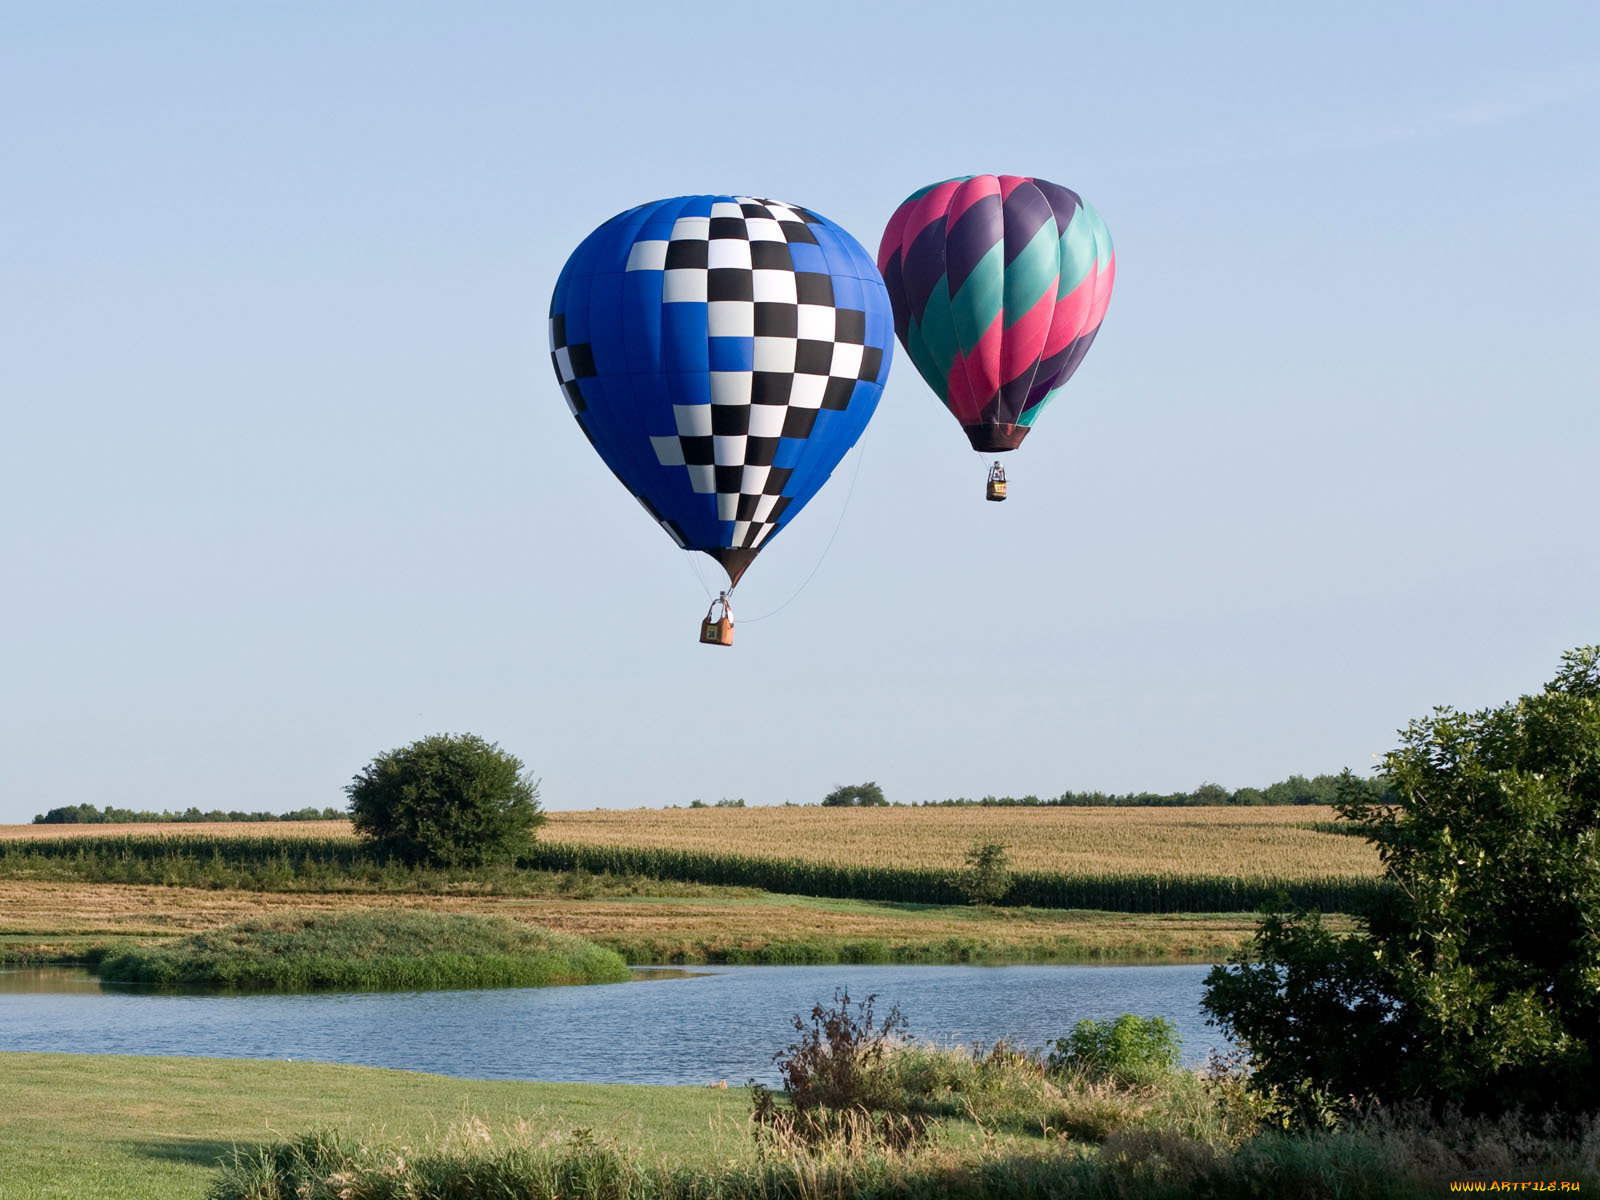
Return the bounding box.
[7,1049,1597,1200]
[0,1052,746,1200]
[93,910,630,991]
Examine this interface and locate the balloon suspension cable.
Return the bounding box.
[677,543,717,601]
[737,428,871,624]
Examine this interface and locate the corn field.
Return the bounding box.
[541,805,1381,879]
[0,804,1386,913]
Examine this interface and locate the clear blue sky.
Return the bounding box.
[2,3,1596,822]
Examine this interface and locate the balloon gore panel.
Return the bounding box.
[551,196,893,582]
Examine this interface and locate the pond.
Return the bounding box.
[0,963,1229,1085]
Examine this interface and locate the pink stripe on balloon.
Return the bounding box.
[946,175,1000,227]
[1040,257,1116,358]
[999,286,1056,385]
[943,310,1003,424]
[997,175,1030,201]
[1086,253,1116,329]
[1041,271,1097,358]
[877,203,911,274]
[898,180,964,254]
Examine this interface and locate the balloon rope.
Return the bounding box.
[736,428,871,624]
[678,541,716,601]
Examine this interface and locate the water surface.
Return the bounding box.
[0,963,1226,1085]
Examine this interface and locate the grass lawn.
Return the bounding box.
[0,1052,747,1200]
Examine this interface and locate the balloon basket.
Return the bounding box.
[699,593,734,646]
[985,461,1007,502]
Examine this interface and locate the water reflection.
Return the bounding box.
[0,967,105,994]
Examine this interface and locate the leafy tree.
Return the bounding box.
[33,803,102,824]
[952,840,1012,905]
[1202,646,1600,1119]
[1191,781,1231,805]
[345,733,544,867]
[822,781,887,807]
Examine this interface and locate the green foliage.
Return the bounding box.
[821,781,887,806]
[32,803,342,824]
[951,840,1012,905]
[94,909,628,991]
[1047,1015,1181,1085]
[1204,645,1600,1118]
[346,733,544,867]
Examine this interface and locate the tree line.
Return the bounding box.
[921,773,1392,807]
[32,803,345,825]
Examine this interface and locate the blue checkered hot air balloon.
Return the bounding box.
[549,195,893,640]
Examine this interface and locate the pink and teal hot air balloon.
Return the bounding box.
[878,176,1114,460]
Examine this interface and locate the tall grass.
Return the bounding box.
[209,1106,1600,1200]
[94,909,630,991]
[0,835,1383,913]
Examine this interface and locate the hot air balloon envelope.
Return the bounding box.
[878,176,1114,453]
[551,195,893,585]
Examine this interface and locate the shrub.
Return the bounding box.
[1047,1014,1181,1085]
[951,840,1012,905]
[346,733,544,867]
[750,989,930,1151]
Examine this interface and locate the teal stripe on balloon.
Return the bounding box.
[906,278,958,406]
[1003,219,1060,328]
[1084,203,1114,269]
[1058,206,1099,298]
[949,240,1004,351]
[916,275,962,383]
[904,318,948,404]
[1018,383,1065,426]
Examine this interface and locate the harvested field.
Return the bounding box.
[0,881,1272,964]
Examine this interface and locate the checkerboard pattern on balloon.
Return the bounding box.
[548,195,892,560]
[548,312,593,417]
